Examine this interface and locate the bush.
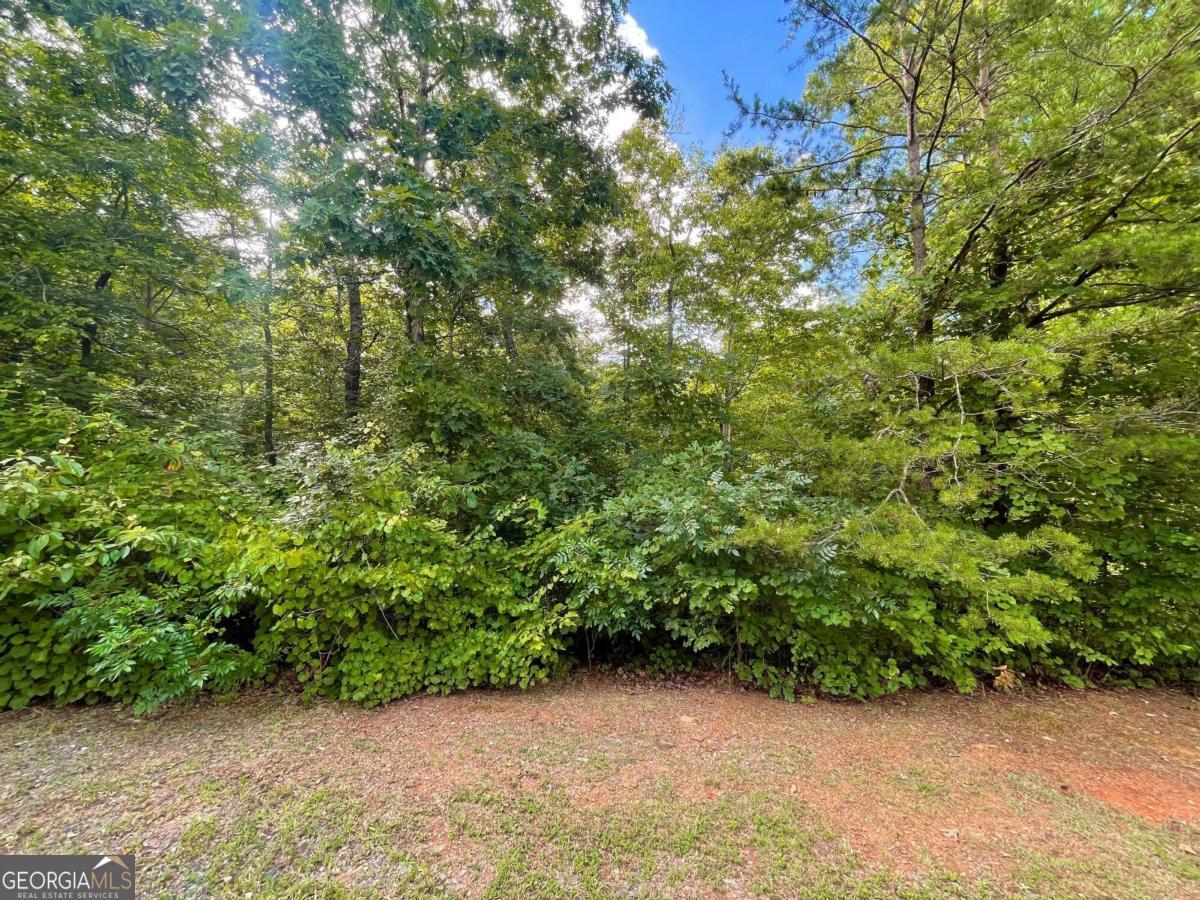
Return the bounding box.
[0,398,261,712]
[3,403,1193,713]
[542,444,849,698]
[227,445,575,705]
[540,444,1177,699]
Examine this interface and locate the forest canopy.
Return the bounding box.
[1,0,1198,712]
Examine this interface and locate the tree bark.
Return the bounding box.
[902,18,934,407]
[81,271,111,366]
[262,262,277,466]
[721,327,735,472]
[665,284,676,357]
[405,295,425,345]
[977,2,1013,295]
[344,280,363,416]
[133,279,152,386]
[665,234,677,357]
[500,314,518,362]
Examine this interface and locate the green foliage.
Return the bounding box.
[542,439,1196,699]
[0,396,260,713]
[0,0,263,411]
[0,0,1196,713]
[542,445,838,698]
[228,445,575,705]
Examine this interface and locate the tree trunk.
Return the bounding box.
[81,271,111,366]
[665,283,676,357]
[133,279,152,386]
[665,235,677,357]
[500,314,518,362]
[721,327,734,471]
[976,2,1014,315]
[405,295,425,345]
[262,263,277,466]
[902,22,933,407]
[977,0,1014,526]
[344,280,363,416]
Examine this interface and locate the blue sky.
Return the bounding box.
[624,0,817,154]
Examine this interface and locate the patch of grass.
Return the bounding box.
[1002,773,1200,898]
[900,765,951,799]
[444,783,979,898]
[1,686,1198,899]
[165,785,445,899]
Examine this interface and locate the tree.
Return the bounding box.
[724,0,1200,684]
[0,0,264,415]
[599,124,823,453]
[257,0,669,435]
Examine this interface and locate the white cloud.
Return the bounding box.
[603,105,641,143]
[557,0,586,26]
[550,5,657,143]
[617,13,658,59]
[555,0,658,60]
[605,15,660,141]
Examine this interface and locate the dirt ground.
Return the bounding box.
[1,673,1198,898]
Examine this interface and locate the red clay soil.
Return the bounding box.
[232,677,1187,870]
[517,675,1200,875]
[1,672,1197,895]
[329,673,1200,882]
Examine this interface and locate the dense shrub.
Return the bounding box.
[540,446,830,691]
[6,409,1193,713]
[981,427,1200,683]
[226,445,575,705]
[0,398,261,712]
[4,404,1194,713]
[542,444,1195,699]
